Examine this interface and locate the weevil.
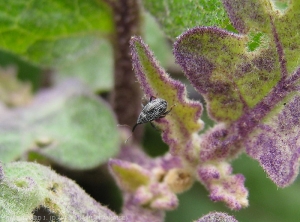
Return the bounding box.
[132,96,175,132]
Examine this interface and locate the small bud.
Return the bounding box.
[109,159,150,192]
[164,168,194,194]
[152,167,165,182]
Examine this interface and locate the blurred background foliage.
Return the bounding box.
[0,0,299,221]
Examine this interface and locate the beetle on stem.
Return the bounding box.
[132,96,175,132]
[120,96,175,143]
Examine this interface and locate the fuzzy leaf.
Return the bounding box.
[0,0,114,91]
[53,38,113,92]
[222,0,272,34]
[174,25,280,122]
[196,212,238,222]
[0,79,119,169]
[174,0,300,187]
[278,1,300,73]
[0,161,118,221]
[224,0,300,74]
[197,162,248,210]
[130,36,203,157]
[246,94,300,187]
[143,0,233,40]
[109,159,151,192]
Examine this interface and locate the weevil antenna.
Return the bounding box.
[132,123,139,132]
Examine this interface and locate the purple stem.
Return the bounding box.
[270,16,288,78]
[286,66,300,84]
[106,0,143,141]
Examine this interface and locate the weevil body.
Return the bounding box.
[132,96,175,132]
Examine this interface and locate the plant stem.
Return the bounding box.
[106,0,143,141]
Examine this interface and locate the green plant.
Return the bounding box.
[1,0,300,221]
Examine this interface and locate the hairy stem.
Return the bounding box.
[106,0,143,141]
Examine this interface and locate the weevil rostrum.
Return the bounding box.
[132,96,175,132]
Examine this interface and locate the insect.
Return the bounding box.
[132,96,175,132]
[119,96,175,143]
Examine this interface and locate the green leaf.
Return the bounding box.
[53,38,114,92]
[174,24,280,122]
[0,161,118,220]
[0,79,120,169]
[0,0,114,91]
[143,0,234,40]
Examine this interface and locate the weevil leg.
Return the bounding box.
[132,123,140,132]
[150,122,160,131]
[150,96,156,102]
[163,104,176,115]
